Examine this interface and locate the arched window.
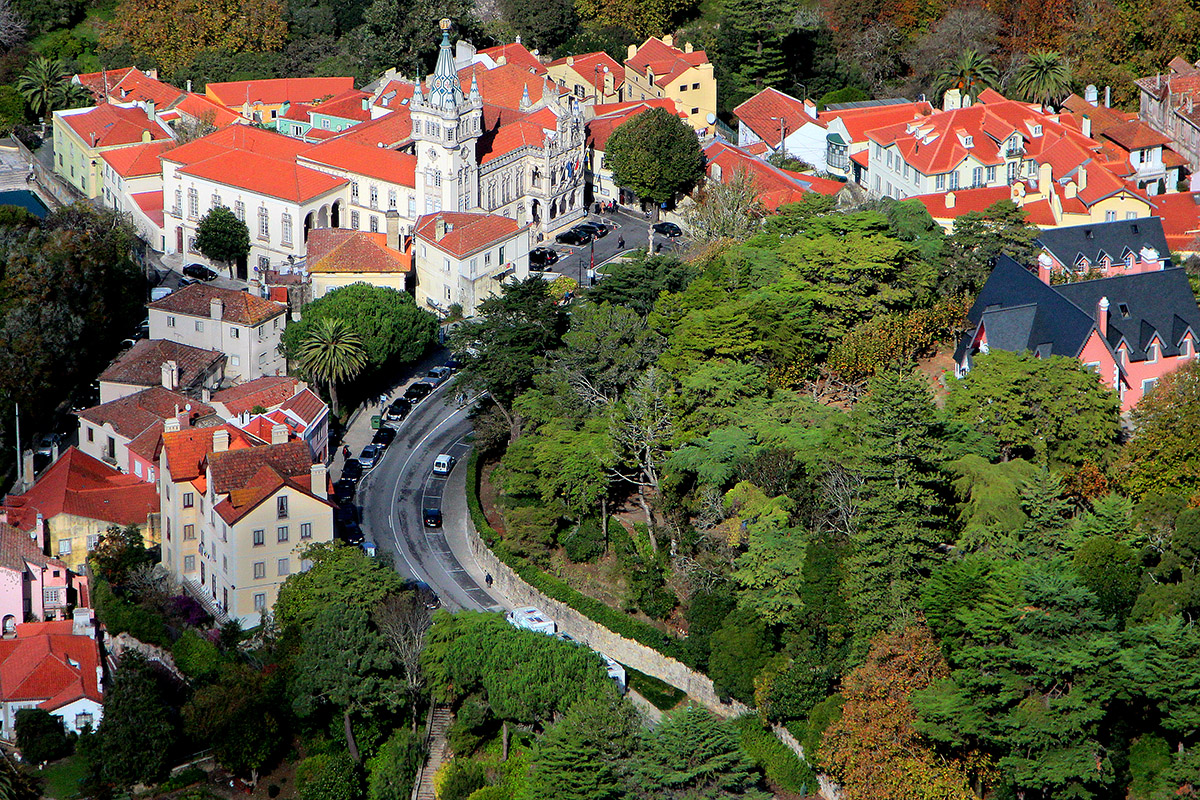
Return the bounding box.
[257,207,269,240]
[434,170,442,188]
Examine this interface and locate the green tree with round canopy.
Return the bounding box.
[195,205,250,277]
[603,107,704,232]
[296,316,367,416]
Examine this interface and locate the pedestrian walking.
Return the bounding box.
[617,233,624,248]
[485,573,493,587]
[342,444,351,459]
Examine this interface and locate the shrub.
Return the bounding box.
[799,694,844,771]
[367,727,425,800]
[296,752,361,800]
[630,564,677,620]
[15,709,73,764]
[733,716,815,794]
[171,630,226,682]
[562,516,605,562]
[446,699,492,757]
[626,667,685,711]
[466,787,508,800]
[439,759,488,800]
[92,579,169,647]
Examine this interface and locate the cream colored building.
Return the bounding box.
[158,424,334,625]
[623,35,716,132]
[306,216,412,300]
[52,101,173,199]
[548,52,625,105]
[413,211,531,317]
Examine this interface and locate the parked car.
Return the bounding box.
[576,221,609,238]
[426,366,452,385]
[338,519,364,545]
[134,318,150,339]
[653,221,683,238]
[334,478,357,504]
[445,356,461,371]
[403,382,434,402]
[361,540,378,557]
[385,397,412,421]
[34,433,60,457]
[372,426,396,449]
[555,228,592,246]
[150,286,173,301]
[423,506,443,527]
[529,247,560,268]
[414,581,442,609]
[358,444,382,469]
[183,263,219,281]
[432,453,456,476]
[341,459,363,483]
[119,338,137,351]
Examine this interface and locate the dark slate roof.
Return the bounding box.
[1055,267,1200,362]
[1035,218,1171,268]
[955,255,1097,366]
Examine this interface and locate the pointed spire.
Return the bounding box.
[413,81,424,106]
[520,83,531,111]
[469,74,481,103]
[427,18,465,111]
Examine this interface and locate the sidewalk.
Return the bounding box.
[442,450,510,612]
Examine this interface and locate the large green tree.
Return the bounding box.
[295,316,367,416]
[275,541,406,631]
[96,652,179,787]
[941,200,1039,295]
[528,695,642,800]
[16,56,71,121]
[604,107,704,215]
[183,666,283,780]
[195,206,250,276]
[634,705,768,799]
[1117,360,1200,499]
[1013,51,1073,106]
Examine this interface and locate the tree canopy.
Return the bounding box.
[603,108,705,206]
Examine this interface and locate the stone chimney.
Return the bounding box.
[161,360,179,391]
[1082,114,1091,139]
[210,297,224,320]
[1078,166,1088,190]
[1037,251,1054,283]
[627,44,637,60]
[270,422,288,445]
[662,34,674,48]
[164,417,181,433]
[566,55,574,66]
[186,79,192,93]
[386,210,401,250]
[22,450,33,487]
[311,462,327,495]
[1098,296,1109,335]
[945,191,955,209]
[213,428,230,453]
[684,41,694,54]
[435,216,446,240]
[803,98,817,119]
[1037,161,1052,191]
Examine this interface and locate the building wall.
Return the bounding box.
[624,63,715,131]
[47,697,103,736]
[311,272,407,300]
[76,421,130,471]
[147,307,286,381]
[299,161,418,238]
[51,112,102,198]
[413,227,532,317]
[547,63,622,104]
[45,513,141,574]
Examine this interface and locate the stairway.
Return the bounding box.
[413,706,453,800]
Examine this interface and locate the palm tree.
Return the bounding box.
[934,50,1000,104]
[52,79,94,111]
[297,317,367,417]
[1013,51,1072,107]
[16,56,70,122]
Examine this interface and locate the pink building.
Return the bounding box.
[0,523,77,634]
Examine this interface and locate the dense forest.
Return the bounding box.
[451,193,1200,800]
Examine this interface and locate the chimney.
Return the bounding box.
[22,449,33,486]
[386,209,401,250]
[1065,180,1078,199]
[943,88,962,111]
[270,422,288,444]
[1082,114,1091,139]
[627,44,637,60]
[435,216,446,240]
[186,79,192,93]
[213,428,230,453]
[803,98,817,119]
[1078,166,1088,190]
[1105,86,1111,108]
[161,360,179,390]
[145,99,156,121]
[1098,296,1109,335]
[566,55,574,66]
[164,417,181,433]
[662,34,674,48]
[945,191,955,209]
[684,41,694,54]
[1037,161,1051,191]
[1037,252,1054,283]
[311,462,327,495]
[210,297,224,320]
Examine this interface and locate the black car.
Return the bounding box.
[576,221,609,238]
[134,318,150,339]
[423,507,443,527]
[652,221,683,238]
[529,247,559,268]
[341,458,363,483]
[403,381,434,402]
[555,228,592,246]
[413,581,442,609]
[333,478,357,504]
[182,263,219,281]
[338,519,364,545]
[372,426,396,449]
[385,397,412,421]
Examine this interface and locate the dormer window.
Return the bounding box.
[1148,341,1160,362]
[1118,302,1131,318]
[1182,337,1193,357]
[964,135,974,148]
[1033,124,1042,137]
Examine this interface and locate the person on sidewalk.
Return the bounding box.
[617,234,625,249]
[342,444,351,460]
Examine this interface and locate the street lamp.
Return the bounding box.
[769,116,788,152]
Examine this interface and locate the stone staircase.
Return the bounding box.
[412,706,453,800]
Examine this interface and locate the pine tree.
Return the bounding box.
[528,696,641,800]
[635,705,769,799]
[718,0,795,107]
[844,371,948,658]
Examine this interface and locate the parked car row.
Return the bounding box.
[554,219,613,246]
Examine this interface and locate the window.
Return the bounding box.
[258,207,269,240]
[693,82,700,90]
[278,558,290,576]
[230,326,239,339]
[949,172,959,190]
[1148,341,1160,362]
[253,528,264,546]
[322,118,330,129]
[1183,338,1193,357]
[277,496,288,519]
[187,236,199,253]
[972,167,983,186]
[350,210,360,229]
[351,181,359,202]
[234,201,245,221]
[691,108,698,115]
[1127,212,1138,220]
[173,189,182,215]
[184,524,195,540]
[222,555,227,573]
[87,533,101,549]
[253,561,266,579]
[187,188,198,218]
[986,165,997,182]
[1118,302,1131,318]
[75,712,93,730]
[484,251,492,266]
[87,427,94,442]
[443,257,451,273]
[183,492,194,508]
[935,173,946,190]
[903,164,910,180]
[407,196,416,217]
[301,522,312,539]
[184,555,195,572]
[211,193,221,208]
[499,245,506,264]
[370,215,379,233]
[259,255,270,272]
[58,539,71,555]
[277,525,289,543]
[369,185,378,209]
[678,84,687,92]
[1142,378,1158,395]
[254,592,267,610]
[282,213,293,246]
[195,320,204,332]
[44,588,60,605]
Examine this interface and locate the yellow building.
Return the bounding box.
[623,35,716,132]
[547,52,625,104]
[52,101,173,199]
[204,77,354,123]
[305,216,412,300]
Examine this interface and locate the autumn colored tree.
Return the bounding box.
[1117,360,1200,500]
[105,0,287,77]
[822,624,987,800]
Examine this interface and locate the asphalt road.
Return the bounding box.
[356,381,504,612]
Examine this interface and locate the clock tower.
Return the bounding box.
[412,19,483,213]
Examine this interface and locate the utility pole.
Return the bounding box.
[13,402,20,492]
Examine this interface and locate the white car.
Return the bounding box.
[432,454,456,475]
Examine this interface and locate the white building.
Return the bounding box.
[413,211,531,317]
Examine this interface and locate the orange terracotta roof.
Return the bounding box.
[548,51,625,91]
[77,386,214,441]
[0,523,67,575]
[101,140,171,178]
[820,101,934,143]
[1154,191,1200,251]
[479,121,546,163]
[457,62,561,110]
[100,339,224,391]
[735,88,818,147]
[214,460,328,524]
[477,43,547,75]
[106,69,182,107]
[0,622,102,709]
[161,425,258,482]
[60,103,172,148]
[208,437,313,494]
[912,185,1057,226]
[278,387,326,425]
[148,283,285,326]
[306,228,411,274]
[300,138,417,186]
[205,77,355,108]
[626,37,709,86]
[415,211,526,258]
[1101,119,1172,150]
[74,67,139,101]
[702,139,842,208]
[370,80,417,112]
[210,376,300,417]
[0,448,158,531]
[160,124,310,166]
[310,89,373,122]
[170,92,243,126]
[131,191,164,227]
[177,148,346,202]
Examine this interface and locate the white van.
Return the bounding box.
[432,454,456,475]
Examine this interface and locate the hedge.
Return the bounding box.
[465,452,697,667]
[733,716,816,795]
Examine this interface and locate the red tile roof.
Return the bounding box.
[1153,191,1200,252]
[160,124,310,167]
[0,448,158,531]
[477,43,547,75]
[100,339,224,391]
[549,51,625,92]
[626,37,709,86]
[735,88,817,147]
[0,621,102,710]
[74,68,139,101]
[210,376,300,417]
[77,386,214,441]
[214,460,328,524]
[0,523,66,574]
[170,92,243,127]
[60,103,172,149]
[278,387,326,425]
[148,283,285,326]
[479,121,546,164]
[161,425,259,482]
[1101,119,1172,150]
[101,141,172,178]
[306,228,411,273]
[702,139,843,208]
[300,138,417,186]
[205,77,355,108]
[177,148,346,203]
[415,211,526,258]
[371,80,417,113]
[457,62,561,110]
[208,438,314,494]
[912,185,1057,226]
[310,89,373,122]
[820,101,934,143]
[587,99,680,150]
[106,69,182,107]
[131,191,164,227]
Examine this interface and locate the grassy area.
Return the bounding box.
[626,666,686,711]
[36,755,87,800]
